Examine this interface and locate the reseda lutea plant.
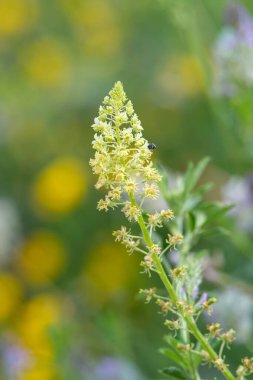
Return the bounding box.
[90,82,253,380]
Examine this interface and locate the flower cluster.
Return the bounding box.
[236,357,253,377]
[147,209,174,229]
[90,81,161,213]
[139,287,157,303]
[113,226,140,254]
[91,81,176,271]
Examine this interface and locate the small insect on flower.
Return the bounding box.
[148,143,156,150]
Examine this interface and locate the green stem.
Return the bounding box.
[129,194,237,380]
[183,318,198,380]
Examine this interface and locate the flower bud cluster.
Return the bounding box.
[166,233,183,246]
[207,324,236,345]
[177,343,191,352]
[200,350,211,362]
[139,287,157,303]
[236,357,253,377]
[149,244,161,256]
[143,183,159,199]
[176,300,194,316]
[122,202,141,222]
[113,226,140,254]
[207,323,221,338]
[147,209,174,229]
[140,254,155,275]
[202,296,217,315]
[156,299,172,314]
[213,358,225,372]
[171,265,187,279]
[140,243,162,274]
[221,329,236,345]
[164,319,180,330]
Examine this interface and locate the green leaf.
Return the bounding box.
[201,203,232,226]
[195,182,213,196]
[183,195,202,211]
[183,157,210,196]
[164,335,182,347]
[187,212,196,232]
[159,366,188,379]
[194,211,207,229]
[159,348,187,369]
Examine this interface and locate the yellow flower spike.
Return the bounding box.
[16,231,66,285]
[90,81,160,213]
[0,273,23,321]
[32,157,87,216]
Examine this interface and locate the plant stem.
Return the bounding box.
[129,194,237,380]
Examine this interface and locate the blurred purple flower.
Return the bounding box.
[209,288,253,344]
[222,172,253,231]
[245,172,253,203]
[188,286,206,304]
[197,292,208,306]
[92,357,144,380]
[192,285,199,300]
[213,2,253,95]
[2,343,30,377]
[225,2,253,44]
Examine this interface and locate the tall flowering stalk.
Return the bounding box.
[90,82,253,380]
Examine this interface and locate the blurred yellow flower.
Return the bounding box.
[0,0,38,38]
[20,363,58,380]
[0,273,23,321]
[20,38,71,88]
[156,55,206,101]
[32,157,87,216]
[60,0,121,58]
[85,241,138,304]
[17,231,66,285]
[16,294,62,357]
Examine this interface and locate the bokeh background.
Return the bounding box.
[0,0,253,379]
